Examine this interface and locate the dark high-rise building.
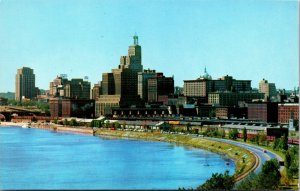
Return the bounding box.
[96,35,144,116]
[138,69,156,101]
[65,79,91,100]
[101,73,115,95]
[148,73,174,103]
[15,67,36,101]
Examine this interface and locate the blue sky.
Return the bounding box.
[0,0,298,92]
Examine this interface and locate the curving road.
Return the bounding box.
[203,137,283,174]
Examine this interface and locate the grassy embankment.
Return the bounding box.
[236,139,299,190]
[94,129,257,182]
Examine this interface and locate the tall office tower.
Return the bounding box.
[101,73,115,95]
[259,79,277,101]
[15,67,36,101]
[118,34,143,72]
[138,69,156,101]
[116,34,143,104]
[97,35,144,116]
[147,73,174,103]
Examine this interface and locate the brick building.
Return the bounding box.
[215,106,247,119]
[184,72,252,104]
[278,103,299,124]
[247,102,278,123]
[50,98,95,118]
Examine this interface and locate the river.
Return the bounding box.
[0,126,235,189]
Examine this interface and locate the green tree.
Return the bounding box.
[288,161,299,178]
[63,119,69,126]
[228,129,238,140]
[258,133,267,145]
[90,120,95,127]
[115,122,121,129]
[236,173,259,190]
[162,122,170,132]
[257,159,281,189]
[186,123,191,132]
[94,120,98,127]
[53,118,58,124]
[285,150,292,169]
[254,135,259,145]
[273,138,280,150]
[236,160,281,190]
[285,151,293,179]
[95,120,103,128]
[197,170,234,190]
[70,119,78,126]
[243,127,247,142]
[220,128,226,138]
[209,109,216,118]
[287,146,299,179]
[279,134,289,151]
[105,121,110,128]
[293,119,299,131]
[122,122,126,130]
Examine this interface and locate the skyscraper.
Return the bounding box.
[96,35,144,116]
[138,69,156,101]
[15,67,36,101]
[147,73,174,103]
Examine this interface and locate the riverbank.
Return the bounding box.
[0,122,93,135]
[94,129,257,182]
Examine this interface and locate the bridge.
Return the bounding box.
[0,106,44,121]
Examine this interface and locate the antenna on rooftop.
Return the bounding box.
[132,32,138,45]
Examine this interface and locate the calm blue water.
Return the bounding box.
[0,126,235,189]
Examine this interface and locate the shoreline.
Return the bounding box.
[0,122,94,135]
[94,129,258,182]
[0,122,258,182]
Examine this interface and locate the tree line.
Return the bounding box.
[179,159,282,190]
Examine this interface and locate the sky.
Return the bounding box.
[0,0,298,92]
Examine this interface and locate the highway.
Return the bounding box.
[203,137,283,174]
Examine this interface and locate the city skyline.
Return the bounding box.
[0,0,298,92]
